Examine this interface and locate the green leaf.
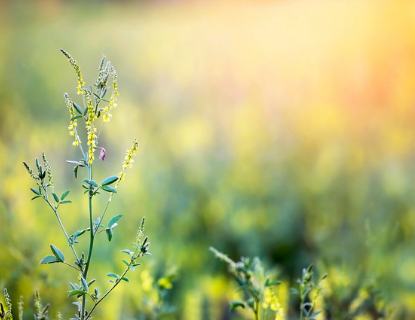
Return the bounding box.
[74,229,86,239]
[101,185,117,193]
[60,200,72,204]
[67,160,82,165]
[31,196,41,200]
[246,299,255,309]
[106,228,113,241]
[121,249,132,255]
[265,279,281,287]
[50,244,65,262]
[121,277,129,282]
[69,282,79,290]
[40,255,61,264]
[73,166,79,179]
[70,115,83,121]
[101,175,119,186]
[73,102,83,114]
[30,188,40,195]
[68,290,87,298]
[290,288,300,295]
[108,214,122,228]
[230,301,245,311]
[122,260,130,267]
[52,193,59,203]
[87,279,96,287]
[107,273,118,278]
[132,263,141,267]
[83,179,98,187]
[81,277,89,292]
[311,311,322,317]
[61,190,70,200]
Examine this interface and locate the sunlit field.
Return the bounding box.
[1,0,415,319]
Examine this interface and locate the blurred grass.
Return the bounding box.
[1,0,415,318]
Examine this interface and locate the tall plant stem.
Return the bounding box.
[300,294,304,320]
[254,298,259,320]
[81,163,95,320]
[84,163,95,277]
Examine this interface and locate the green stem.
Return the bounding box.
[300,293,304,320]
[97,122,105,140]
[83,163,95,277]
[93,195,113,236]
[45,196,79,261]
[81,163,95,320]
[63,262,80,271]
[254,298,259,320]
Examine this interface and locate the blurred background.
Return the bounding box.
[1,0,415,319]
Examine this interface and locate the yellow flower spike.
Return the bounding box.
[115,138,139,188]
[60,49,85,95]
[103,66,118,122]
[64,93,82,147]
[83,90,98,164]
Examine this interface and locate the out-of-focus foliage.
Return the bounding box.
[1,0,415,319]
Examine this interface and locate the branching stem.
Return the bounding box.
[44,195,79,261]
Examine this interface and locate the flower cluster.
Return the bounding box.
[64,93,82,146]
[116,138,139,187]
[60,49,85,95]
[42,152,54,189]
[84,90,97,163]
[263,287,284,320]
[103,66,119,122]
[136,217,145,244]
[23,161,39,184]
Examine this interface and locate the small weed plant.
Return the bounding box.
[210,247,326,320]
[13,49,150,320]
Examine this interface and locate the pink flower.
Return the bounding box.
[99,148,106,161]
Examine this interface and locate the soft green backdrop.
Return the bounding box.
[1,0,415,319]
